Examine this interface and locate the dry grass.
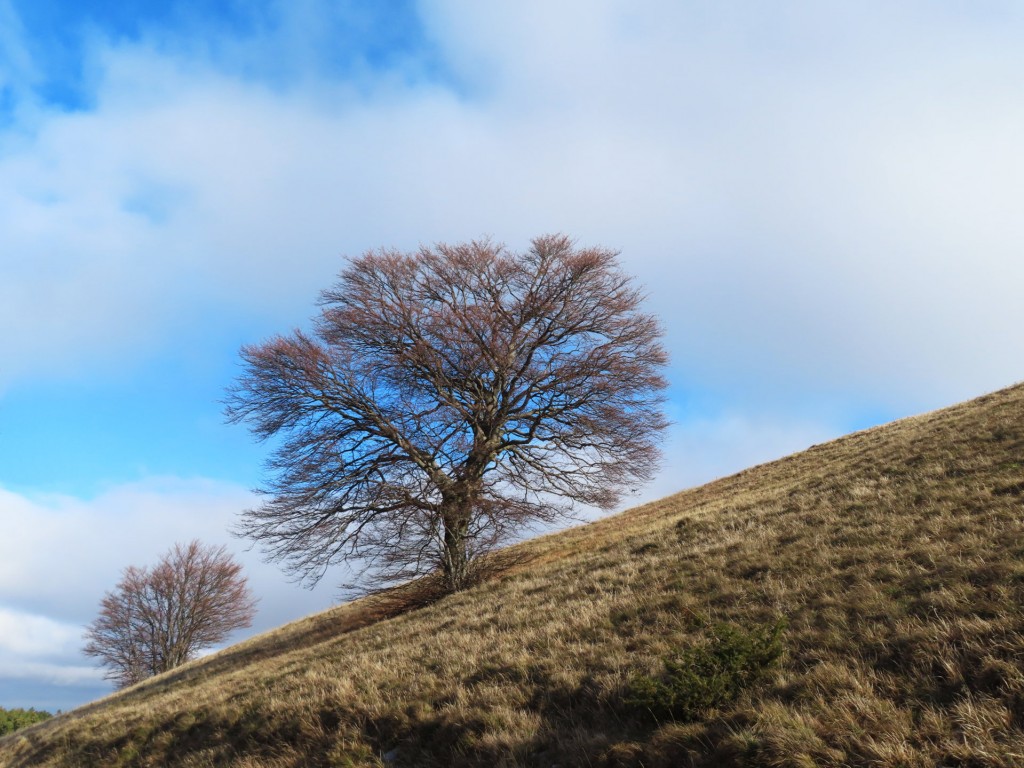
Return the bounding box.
[4,383,1024,766]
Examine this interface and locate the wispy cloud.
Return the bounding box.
[0,660,104,688]
[0,479,335,621]
[0,607,81,659]
[637,409,836,504]
[0,1,35,104]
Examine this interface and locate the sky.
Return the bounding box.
[1,0,1023,713]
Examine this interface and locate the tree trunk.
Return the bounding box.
[441,504,471,592]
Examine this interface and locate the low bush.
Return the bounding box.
[626,617,786,722]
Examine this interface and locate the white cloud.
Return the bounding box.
[0,476,338,647]
[0,475,342,707]
[2,1,1023,409]
[413,1,1024,409]
[637,414,836,505]
[0,607,81,659]
[0,660,104,687]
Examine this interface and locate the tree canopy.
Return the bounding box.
[83,541,257,688]
[0,707,52,736]
[227,235,668,592]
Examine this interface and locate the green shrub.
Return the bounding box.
[626,617,786,721]
[0,706,53,736]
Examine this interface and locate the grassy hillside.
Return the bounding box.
[4,383,1024,767]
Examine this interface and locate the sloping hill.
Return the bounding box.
[4,383,1024,767]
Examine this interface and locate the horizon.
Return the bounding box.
[3,1,1024,712]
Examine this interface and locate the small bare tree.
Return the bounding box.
[226,235,668,593]
[84,541,257,688]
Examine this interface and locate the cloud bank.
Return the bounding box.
[1,1,1021,406]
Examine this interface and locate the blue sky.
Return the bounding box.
[3,0,1024,712]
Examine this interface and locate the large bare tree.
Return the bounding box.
[83,541,257,688]
[226,235,668,593]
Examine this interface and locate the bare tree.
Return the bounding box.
[226,235,668,593]
[84,541,257,688]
